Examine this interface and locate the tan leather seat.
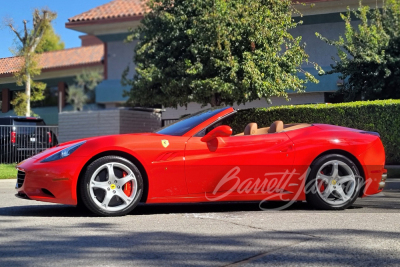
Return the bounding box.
[268,121,284,133]
[244,123,258,135]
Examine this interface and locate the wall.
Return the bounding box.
[58,109,161,143]
[291,20,359,68]
[107,40,137,80]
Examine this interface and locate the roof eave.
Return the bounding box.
[0,62,103,79]
[66,15,144,29]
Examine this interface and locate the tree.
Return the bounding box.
[317,0,400,101]
[36,24,65,53]
[122,0,321,108]
[6,9,57,116]
[67,71,103,111]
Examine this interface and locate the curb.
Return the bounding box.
[384,179,400,190]
[385,165,400,179]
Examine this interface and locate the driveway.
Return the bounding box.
[0,179,399,267]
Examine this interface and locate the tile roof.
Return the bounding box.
[67,0,336,23]
[0,45,104,76]
[68,0,148,23]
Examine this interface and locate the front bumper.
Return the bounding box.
[15,156,86,205]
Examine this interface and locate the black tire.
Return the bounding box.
[80,156,144,216]
[306,154,362,210]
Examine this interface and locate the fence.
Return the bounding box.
[0,125,59,164]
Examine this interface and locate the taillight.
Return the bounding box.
[11,131,16,143]
[47,132,52,144]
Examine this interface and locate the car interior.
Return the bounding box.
[235,121,311,136]
[200,116,311,137]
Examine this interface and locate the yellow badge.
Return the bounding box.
[331,180,337,185]
[110,184,116,190]
[162,140,169,148]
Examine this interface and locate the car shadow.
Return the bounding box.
[5,190,400,217]
[0,201,323,217]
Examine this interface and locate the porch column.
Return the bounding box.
[104,42,108,80]
[1,88,10,113]
[58,82,66,112]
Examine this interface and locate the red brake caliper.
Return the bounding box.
[122,171,133,196]
[319,182,325,192]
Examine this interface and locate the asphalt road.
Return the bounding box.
[0,179,399,267]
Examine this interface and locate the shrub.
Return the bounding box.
[229,99,400,164]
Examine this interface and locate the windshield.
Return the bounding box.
[157,107,231,136]
[13,119,45,126]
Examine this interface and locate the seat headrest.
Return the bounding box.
[268,121,284,133]
[244,123,258,135]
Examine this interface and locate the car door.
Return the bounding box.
[184,132,296,198]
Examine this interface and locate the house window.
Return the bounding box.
[31,86,59,108]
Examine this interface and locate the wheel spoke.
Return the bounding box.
[317,174,332,184]
[322,185,333,199]
[116,190,131,203]
[331,162,339,178]
[334,187,350,202]
[91,181,109,190]
[339,175,354,184]
[106,163,116,181]
[102,192,114,207]
[119,174,135,186]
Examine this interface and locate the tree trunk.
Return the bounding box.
[210,93,221,107]
[25,71,31,117]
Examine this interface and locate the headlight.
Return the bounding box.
[41,141,86,163]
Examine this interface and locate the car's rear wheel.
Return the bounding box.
[80,156,143,216]
[306,154,362,210]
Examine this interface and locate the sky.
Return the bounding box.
[0,0,112,58]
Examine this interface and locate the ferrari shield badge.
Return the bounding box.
[161,140,169,148]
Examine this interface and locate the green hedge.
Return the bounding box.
[228,100,400,165]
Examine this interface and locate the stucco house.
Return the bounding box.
[0,36,104,124]
[1,0,380,124]
[65,0,377,120]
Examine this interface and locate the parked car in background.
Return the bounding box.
[0,117,58,163]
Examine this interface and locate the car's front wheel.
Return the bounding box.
[306,154,362,210]
[80,156,143,216]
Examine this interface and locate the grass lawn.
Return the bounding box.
[0,164,17,179]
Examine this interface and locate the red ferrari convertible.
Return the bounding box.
[15,107,386,216]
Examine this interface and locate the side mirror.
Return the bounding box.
[201,125,232,142]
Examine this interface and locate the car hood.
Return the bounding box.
[30,132,165,160]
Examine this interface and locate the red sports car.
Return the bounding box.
[15,107,387,216]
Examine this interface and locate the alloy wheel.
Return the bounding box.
[89,162,138,212]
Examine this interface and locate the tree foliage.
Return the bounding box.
[6,9,57,116]
[35,24,65,53]
[317,0,400,101]
[123,0,321,107]
[67,71,103,111]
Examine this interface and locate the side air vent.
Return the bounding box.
[17,170,25,188]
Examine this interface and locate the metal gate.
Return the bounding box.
[0,125,59,163]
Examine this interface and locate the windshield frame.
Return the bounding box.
[157,107,235,137]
